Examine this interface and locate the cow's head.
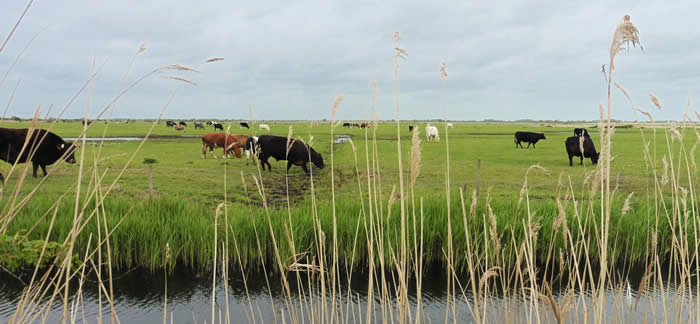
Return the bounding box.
[60,142,78,164]
[591,152,600,165]
[310,149,325,170]
[539,133,546,140]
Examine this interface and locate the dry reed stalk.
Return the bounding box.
[204,57,224,63]
[540,282,562,324]
[163,243,170,324]
[661,156,670,186]
[410,129,421,187]
[0,0,33,55]
[486,190,500,256]
[554,174,569,239]
[614,81,633,104]
[621,192,634,216]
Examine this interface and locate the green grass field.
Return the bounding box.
[0,120,697,272]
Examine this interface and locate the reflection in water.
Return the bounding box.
[0,266,696,323]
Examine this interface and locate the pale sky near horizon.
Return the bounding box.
[1,0,699,122]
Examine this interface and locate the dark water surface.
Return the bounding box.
[0,266,696,323]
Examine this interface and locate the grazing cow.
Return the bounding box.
[213,123,224,131]
[360,123,369,128]
[574,128,590,137]
[353,123,360,128]
[0,128,78,177]
[206,121,213,126]
[247,135,324,174]
[201,133,243,159]
[239,122,249,129]
[259,124,270,131]
[408,125,415,132]
[165,121,176,127]
[514,131,546,148]
[179,121,187,127]
[173,125,185,131]
[426,125,440,142]
[565,136,599,166]
[447,123,454,128]
[81,120,94,126]
[343,123,351,128]
[194,122,205,129]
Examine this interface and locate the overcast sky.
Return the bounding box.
[0,0,698,121]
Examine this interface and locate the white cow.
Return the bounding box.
[447,122,454,128]
[426,125,440,142]
[259,124,270,131]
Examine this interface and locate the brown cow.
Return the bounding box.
[201,133,243,159]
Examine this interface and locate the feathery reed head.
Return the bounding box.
[136,42,147,56]
[440,60,448,80]
[614,81,633,104]
[610,15,642,65]
[162,64,199,73]
[163,76,197,86]
[621,192,634,216]
[634,107,654,123]
[649,94,663,111]
[331,94,344,123]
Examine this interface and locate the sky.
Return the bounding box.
[0,0,699,122]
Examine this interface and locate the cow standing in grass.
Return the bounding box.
[0,128,78,177]
[514,131,546,148]
[201,133,242,159]
[213,123,224,131]
[574,128,590,137]
[247,135,324,174]
[426,125,440,142]
[565,136,599,166]
[194,122,205,129]
[239,122,249,129]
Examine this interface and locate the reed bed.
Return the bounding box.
[0,9,699,324]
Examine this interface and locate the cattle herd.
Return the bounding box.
[0,122,601,183]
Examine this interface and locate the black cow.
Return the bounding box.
[206,121,213,126]
[194,122,205,129]
[213,123,224,131]
[165,121,176,127]
[240,122,249,129]
[343,123,351,128]
[574,128,590,137]
[179,121,187,127]
[0,128,78,177]
[565,136,599,166]
[408,125,415,132]
[247,135,324,175]
[514,131,546,148]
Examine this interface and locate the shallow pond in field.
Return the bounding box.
[64,137,144,142]
[334,134,351,144]
[0,266,696,323]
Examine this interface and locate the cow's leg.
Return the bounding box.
[41,164,48,177]
[287,161,293,172]
[202,144,207,159]
[210,147,218,160]
[580,156,583,165]
[526,142,531,148]
[569,155,573,166]
[32,163,39,178]
[532,142,536,148]
[301,163,310,175]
